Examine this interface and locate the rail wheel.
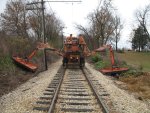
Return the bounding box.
[80,57,85,68]
[63,57,68,68]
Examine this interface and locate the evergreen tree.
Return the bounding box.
[132,26,148,51]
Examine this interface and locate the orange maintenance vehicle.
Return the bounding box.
[12,34,90,71]
[62,34,90,68]
[12,34,128,75]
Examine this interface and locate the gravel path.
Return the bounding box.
[86,63,150,113]
[0,60,61,113]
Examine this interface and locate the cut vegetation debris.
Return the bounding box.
[119,72,150,100]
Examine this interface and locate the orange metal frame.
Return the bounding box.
[99,45,128,74]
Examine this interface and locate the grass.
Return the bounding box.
[0,55,16,75]
[117,51,150,72]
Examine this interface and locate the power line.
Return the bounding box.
[45,1,82,3]
[47,1,55,15]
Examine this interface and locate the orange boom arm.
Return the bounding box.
[27,48,39,60]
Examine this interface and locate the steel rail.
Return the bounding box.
[82,68,109,113]
[47,68,66,113]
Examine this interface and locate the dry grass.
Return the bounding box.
[117,51,150,72]
[119,73,150,99]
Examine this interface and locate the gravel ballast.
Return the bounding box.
[86,63,150,113]
[0,60,61,113]
[0,60,149,113]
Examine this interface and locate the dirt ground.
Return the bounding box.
[119,72,150,100]
[0,73,33,97]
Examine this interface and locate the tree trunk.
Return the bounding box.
[138,46,140,52]
[116,36,118,51]
[97,38,100,48]
[116,41,118,51]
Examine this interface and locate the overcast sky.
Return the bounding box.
[0,0,150,48]
[45,0,150,48]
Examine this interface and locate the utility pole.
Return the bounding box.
[26,0,47,70]
[23,5,26,38]
[62,33,64,48]
[41,0,48,70]
[41,0,46,43]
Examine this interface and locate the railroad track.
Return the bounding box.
[34,66,114,113]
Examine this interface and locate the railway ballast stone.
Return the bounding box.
[86,63,150,113]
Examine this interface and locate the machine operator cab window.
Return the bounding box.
[66,34,73,44]
[78,34,86,51]
[65,34,78,48]
[78,34,86,45]
[72,37,78,45]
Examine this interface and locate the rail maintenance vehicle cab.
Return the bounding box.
[62,34,89,68]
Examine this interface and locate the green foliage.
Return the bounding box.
[95,60,110,69]
[36,51,44,58]
[121,65,143,77]
[90,53,110,70]
[0,55,16,75]
[117,49,124,53]
[91,54,102,63]
[117,60,128,68]
[132,26,149,51]
[138,65,143,71]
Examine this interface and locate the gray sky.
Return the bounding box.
[0,1,7,13]
[45,0,150,48]
[0,0,150,48]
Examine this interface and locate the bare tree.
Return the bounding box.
[75,24,95,49]
[28,4,43,40]
[45,13,64,47]
[76,0,118,48]
[26,1,64,47]
[0,0,28,37]
[92,7,116,46]
[135,4,150,39]
[113,16,123,51]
